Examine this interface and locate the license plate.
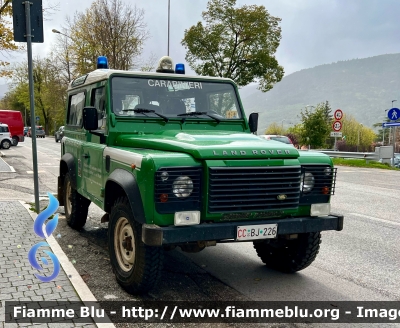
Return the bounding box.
[236,224,278,241]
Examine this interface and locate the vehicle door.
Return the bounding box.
[65,90,87,196]
[81,85,107,201]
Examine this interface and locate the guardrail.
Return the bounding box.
[311,150,379,161]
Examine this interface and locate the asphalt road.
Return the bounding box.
[1,137,400,327]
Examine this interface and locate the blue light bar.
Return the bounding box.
[175,63,185,74]
[97,56,108,69]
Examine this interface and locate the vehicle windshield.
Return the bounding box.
[111,76,242,119]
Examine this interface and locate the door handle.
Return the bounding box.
[83,153,90,159]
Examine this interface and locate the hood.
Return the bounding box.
[115,130,299,160]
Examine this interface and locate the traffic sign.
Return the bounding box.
[332,121,342,131]
[382,122,400,128]
[12,0,44,43]
[334,109,343,120]
[330,132,342,137]
[387,108,400,121]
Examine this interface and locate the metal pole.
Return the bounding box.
[167,0,170,56]
[25,1,40,212]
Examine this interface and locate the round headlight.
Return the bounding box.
[172,176,193,198]
[301,172,315,193]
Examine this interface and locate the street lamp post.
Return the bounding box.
[357,123,363,152]
[281,119,286,131]
[167,0,170,56]
[52,29,72,82]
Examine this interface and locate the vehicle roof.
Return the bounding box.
[68,69,236,91]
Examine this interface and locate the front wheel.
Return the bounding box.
[1,139,11,149]
[108,197,163,294]
[253,232,321,273]
[63,173,91,230]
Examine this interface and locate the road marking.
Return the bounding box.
[349,213,400,227]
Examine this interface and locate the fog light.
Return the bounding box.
[160,194,168,203]
[311,203,330,216]
[174,211,200,226]
[322,186,330,195]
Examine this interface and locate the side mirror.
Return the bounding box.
[248,112,259,133]
[83,107,98,131]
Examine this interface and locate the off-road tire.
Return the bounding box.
[11,136,19,146]
[1,139,11,149]
[63,173,90,230]
[55,137,59,143]
[108,196,163,294]
[253,232,321,273]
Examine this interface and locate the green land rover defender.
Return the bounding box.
[58,56,343,294]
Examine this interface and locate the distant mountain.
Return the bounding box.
[239,54,400,132]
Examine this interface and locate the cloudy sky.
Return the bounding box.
[3,0,400,80]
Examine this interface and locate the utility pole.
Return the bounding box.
[12,0,44,212]
[167,0,170,56]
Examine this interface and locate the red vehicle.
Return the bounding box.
[0,110,25,146]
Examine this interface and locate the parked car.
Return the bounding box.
[27,125,45,138]
[258,134,295,147]
[394,153,400,167]
[55,126,64,142]
[0,123,12,149]
[0,110,25,146]
[24,126,29,136]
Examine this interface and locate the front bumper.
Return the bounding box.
[142,214,344,246]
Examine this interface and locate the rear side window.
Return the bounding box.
[67,92,86,126]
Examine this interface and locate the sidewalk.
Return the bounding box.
[0,154,114,327]
[0,200,102,327]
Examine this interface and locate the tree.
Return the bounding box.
[264,122,283,135]
[59,0,149,77]
[7,56,67,133]
[299,103,331,149]
[181,0,284,92]
[0,0,18,77]
[339,114,376,151]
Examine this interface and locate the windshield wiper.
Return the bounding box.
[177,111,221,123]
[122,108,168,122]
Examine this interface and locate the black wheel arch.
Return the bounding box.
[58,153,77,205]
[105,169,146,224]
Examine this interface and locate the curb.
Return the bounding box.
[19,201,115,328]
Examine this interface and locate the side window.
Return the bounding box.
[67,92,86,126]
[91,87,106,128]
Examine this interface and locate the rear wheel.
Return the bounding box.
[1,139,11,149]
[108,197,163,294]
[11,136,19,146]
[253,232,321,273]
[63,173,90,230]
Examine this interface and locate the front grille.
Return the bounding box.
[208,166,301,213]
